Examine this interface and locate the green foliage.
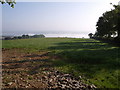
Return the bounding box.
[20,34,45,39]
[95,4,120,39]
[0,0,16,8]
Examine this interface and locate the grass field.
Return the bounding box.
[2,38,120,88]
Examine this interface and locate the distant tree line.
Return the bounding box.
[3,34,45,40]
[88,3,120,43]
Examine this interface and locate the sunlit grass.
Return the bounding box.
[2,38,78,51]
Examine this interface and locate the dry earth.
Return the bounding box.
[2,48,96,89]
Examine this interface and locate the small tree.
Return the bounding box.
[88,33,93,38]
[22,34,30,39]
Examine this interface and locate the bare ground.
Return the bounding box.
[2,48,96,89]
[2,48,52,88]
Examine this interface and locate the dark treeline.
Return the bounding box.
[89,4,120,44]
[3,34,45,40]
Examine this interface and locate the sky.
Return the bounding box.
[1,0,120,38]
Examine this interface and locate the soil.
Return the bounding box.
[2,48,96,89]
[2,48,52,88]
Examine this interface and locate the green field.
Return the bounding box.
[2,38,120,88]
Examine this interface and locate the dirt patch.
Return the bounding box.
[2,48,52,88]
[2,48,96,89]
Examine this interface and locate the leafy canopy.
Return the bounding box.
[95,3,120,39]
[0,0,16,8]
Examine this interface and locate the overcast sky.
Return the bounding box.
[2,0,120,37]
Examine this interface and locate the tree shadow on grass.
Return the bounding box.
[48,39,120,87]
[49,41,111,50]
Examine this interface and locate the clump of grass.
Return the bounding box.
[27,76,33,80]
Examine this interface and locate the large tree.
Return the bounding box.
[114,5,120,38]
[95,4,120,40]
